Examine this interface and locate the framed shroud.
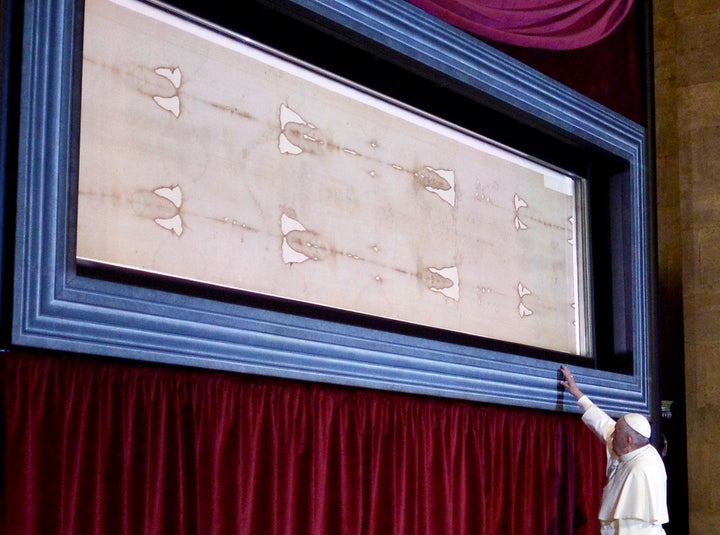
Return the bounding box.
[10,0,657,416]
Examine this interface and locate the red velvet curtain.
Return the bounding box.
[1,351,605,534]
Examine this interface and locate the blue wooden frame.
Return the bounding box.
[11,0,658,417]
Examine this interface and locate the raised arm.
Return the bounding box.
[559,365,616,443]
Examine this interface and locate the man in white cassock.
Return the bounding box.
[559,365,669,534]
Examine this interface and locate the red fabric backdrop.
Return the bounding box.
[1,351,605,534]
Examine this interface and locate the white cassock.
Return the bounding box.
[577,396,669,534]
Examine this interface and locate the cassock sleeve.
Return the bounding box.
[577,395,615,443]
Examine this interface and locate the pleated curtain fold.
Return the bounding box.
[1,351,605,534]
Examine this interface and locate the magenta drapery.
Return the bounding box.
[407,0,644,124]
[405,0,634,50]
[0,351,606,534]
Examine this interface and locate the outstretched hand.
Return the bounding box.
[559,365,584,400]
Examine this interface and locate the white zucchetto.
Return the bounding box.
[624,413,651,438]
